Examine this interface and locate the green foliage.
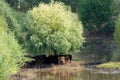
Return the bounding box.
[54,0,78,12]
[114,15,120,51]
[5,0,19,9]
[26,2,84,55]
[5,0,50,12]
[78,0,115,34]
[0,16,27,80]
[0,0,19,29]
[5,0,78,12]
[114,0,120,15]
[111,51,120,61]
[0,0,27,45]
[97,62,120,69]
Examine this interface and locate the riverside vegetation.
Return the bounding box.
[0,0,120,80]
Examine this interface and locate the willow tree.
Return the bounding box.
[26,2,84,55]
[0,16,27,80]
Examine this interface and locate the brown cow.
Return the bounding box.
[58,55,72,64]
[58,56,66,64]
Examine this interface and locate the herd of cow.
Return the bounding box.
[25,54,72,67]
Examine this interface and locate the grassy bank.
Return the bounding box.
[97,62,120,69]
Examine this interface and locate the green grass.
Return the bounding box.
[97,62,120,69]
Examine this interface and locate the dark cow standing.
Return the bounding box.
[68,55,72,63]
[24,54,72,67]
[24,55,47,67]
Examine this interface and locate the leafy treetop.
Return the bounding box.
[26,2,84,55]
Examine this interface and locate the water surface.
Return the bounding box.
[10,68,120,80]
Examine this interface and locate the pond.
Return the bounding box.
[10,68,120,80]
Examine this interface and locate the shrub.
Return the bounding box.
[0,0,23,42]
[25,2,84,55]
[114,15,120,48]
[114,15,120,61]
[0,16,27,80]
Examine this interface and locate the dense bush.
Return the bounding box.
[0,0,20,37]
[112,14,120,61]
[0,0,27,45]
[0,16,27,80]
[114,0,120,15]
[25,2,84,55]
[114,15,120,50]
[78,0,115,34]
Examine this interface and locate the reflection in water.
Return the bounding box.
[35,70,120,80]
[10,69,120,80]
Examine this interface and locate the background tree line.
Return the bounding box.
[5,0,120,35]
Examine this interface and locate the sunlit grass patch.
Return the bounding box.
[97,62,120,69]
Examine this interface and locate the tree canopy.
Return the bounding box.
[78,0,115,34]
[25,2,84,55]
